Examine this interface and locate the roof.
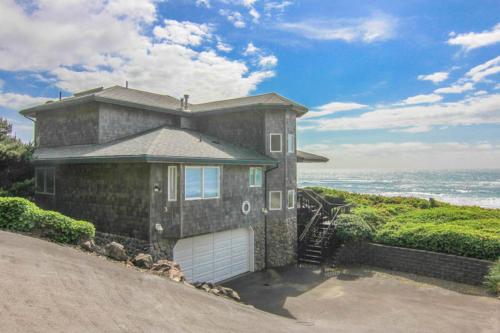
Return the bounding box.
[33,126,277,165]
[297,150,329,163]
[20,86,308,117]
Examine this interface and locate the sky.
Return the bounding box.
[1,0,500,170]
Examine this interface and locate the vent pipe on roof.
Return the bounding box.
[59,91,62,101]
[126,80,128,88]
[180,97,184,110]
[183,94,189,110]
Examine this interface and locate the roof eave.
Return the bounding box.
[33,155,278,166]
[191,104,308,116]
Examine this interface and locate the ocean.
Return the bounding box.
[297,169,500,209]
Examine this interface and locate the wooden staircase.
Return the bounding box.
[297,189,350,266]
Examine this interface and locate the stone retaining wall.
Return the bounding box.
[334,242,493,286]
[94,232,150,257]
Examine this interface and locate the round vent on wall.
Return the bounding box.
[241,201,251,215]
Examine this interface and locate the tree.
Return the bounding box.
[0,117,34,198]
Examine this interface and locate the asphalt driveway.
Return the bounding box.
[225,265,500,333]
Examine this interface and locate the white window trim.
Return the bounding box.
[269,133,282,153]
[184,165,221,201]
[287,189,295,209]
[269,191,282,211]
[167,166,177,202]
[35,167,55,195]
[287,134,295,153]
[249,167,262,188]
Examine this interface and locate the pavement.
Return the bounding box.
[0,231,308,333]
[225,264,500,333]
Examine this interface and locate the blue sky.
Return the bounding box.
[1,0,500,169]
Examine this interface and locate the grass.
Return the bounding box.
[309,187,500,261]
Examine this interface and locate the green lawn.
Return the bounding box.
[309,187,500,261]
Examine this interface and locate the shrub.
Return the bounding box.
[335,214,373,243]
[0,197,95,243]
[484,259,500,295]
[353,206,388,228]
[374,221,500,260]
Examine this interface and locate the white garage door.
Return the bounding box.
[173,227,253,283]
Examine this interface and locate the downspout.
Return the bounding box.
[264,163,279,270]
[22,114,36,145]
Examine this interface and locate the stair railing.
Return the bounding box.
[298,190,324,243]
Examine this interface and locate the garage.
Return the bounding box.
[173,227,254,283]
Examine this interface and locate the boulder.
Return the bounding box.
[150,260,185,282]
[193,283,240,301]
[132,253,153,269]
[80,239,95,252]
[104,242,128,261]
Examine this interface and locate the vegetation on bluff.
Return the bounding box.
[309,187,500,261]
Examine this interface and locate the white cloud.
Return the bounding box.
[474,90,488,96]
[244,42,259,55]
[302,102,368,119]
[402,93,443,105]
[417,71,449,84]
[264,1,293,16]
[447,23,500,51]
[153,20,212,46]
[258,55,278,68]
[249,7,260,23]
[298,141,500,170]
[219,9,246,28]
[300,93,500,132]
[0,79,4,90]
[434,82,474,94]
[0,92,50,109]
[277,13,397,43]
[216,37,233,52]
[0,0,276,103]
[465,56,500,82]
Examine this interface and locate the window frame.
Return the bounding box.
[184,165,221,201]
[35,167,55,195]
[249,167,263,188]
[269,191,282,211]
[269,133,282,153]
[287,189,295,209]
[167,165,178,202]
[287,133,295,153]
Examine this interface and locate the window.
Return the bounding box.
[35,167,55,195]
[287,134,295,153]
[287,190,295,209]
[249,167,262,187]
[270,133,282,152]
[185,166,220,200]
[269,191,282,210]
[168,166,177,201]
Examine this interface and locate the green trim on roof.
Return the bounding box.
[33,155,278,166]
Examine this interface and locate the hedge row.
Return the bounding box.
[0,197,95,243]
[374,221,500,261]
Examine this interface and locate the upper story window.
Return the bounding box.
[185,166,220,200]
[249,167,263,187]
[287,190,295,209]
[287,134,295,153]
[167,166,177,202]
[269,191,282,210]
[35,167,55,195]
[270,133,282,153]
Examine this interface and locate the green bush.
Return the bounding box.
[0,197,95,243]
[484,259,500,294]
[335,214,373,243]
[353,206,388,228]
[374,221,500,260]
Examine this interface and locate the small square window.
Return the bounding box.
[270,133,282,152]
[287,190,295,209]
[269,191,282,210]
[287,134,295,153]
[249,167,262,187]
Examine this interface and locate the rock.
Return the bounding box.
[150,260,185,282]
[104,242,128,261]
[132,253,153,269]
[80,239,95,252]
[193,282,241,301]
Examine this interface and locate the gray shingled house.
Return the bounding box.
[20,86,327,282]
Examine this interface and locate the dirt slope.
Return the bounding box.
[0,231,308,333]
